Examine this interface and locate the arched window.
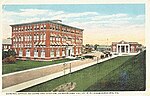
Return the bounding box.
[26,49,30,57]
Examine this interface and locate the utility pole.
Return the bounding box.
[70,63,71,73]
[63,63,66,83]
[107,38,108,51]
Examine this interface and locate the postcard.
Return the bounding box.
[1,0,149,96]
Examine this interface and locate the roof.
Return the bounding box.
[10,20,84,31]
[112,40,139,45]
[2,39,12,45]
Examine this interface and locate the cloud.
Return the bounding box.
[50,12,98,20]
[18,9,49,17]
[91,13,128,20]
[2,8,145,45]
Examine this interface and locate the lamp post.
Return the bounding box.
[63,63,66,83]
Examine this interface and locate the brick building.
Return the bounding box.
[2,39,12,51]
[112,40,140,54]
[10,20,83,60]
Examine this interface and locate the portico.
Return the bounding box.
[117,44,130,53]
[112,40,139,54]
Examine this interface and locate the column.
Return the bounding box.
[117,45,118,53]
[128,45,130,53]
[125,45,126,53]
[120,45,121,53]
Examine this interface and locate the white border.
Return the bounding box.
[0,0,149,96]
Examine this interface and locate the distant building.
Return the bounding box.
[2,39,12,51]
[10,20,83,60]
[112,40,141,54]
[96,45,111,52]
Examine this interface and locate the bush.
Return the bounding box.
[2,56,16,64]
[2,49,16,60]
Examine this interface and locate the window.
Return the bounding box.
[56,25,60,31]
[21,27,23,31]
[50,24,53,31]
[34,25,37,31]
[76,48,78,54]
[72,48,74,55]
[41,49,45,58]
[50,48,54,58]
[37,34,39,40]
[25,26,27,31]
[34,49,38,58]
[26,49,30,57]
[79,48,82,54]
[34,34,36,40]
[28,26,30,31]
[37,25,39,30]
[16,27,18,31]
[19,49,23,57]
[43,34,46,40]
[19,27,21,32]
[56,48,60,57]
[50,37,53,41]
[44,24,46,30]
[52,25,55,31]
[30,26,32,31]
[131,46,134,52]
[13,27,15,31]
[62,49,66,56]
[41,25,43,30]
[30,35,32,41]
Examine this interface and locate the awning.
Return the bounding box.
[50,42,54,45]
[39,42,42,45]
[42,42,45,45]
[59,34,62,37]
[68,36,72,38]
[58,42,62,45]
[62,42,67,46]
[35,42,39,45]
[50,34,54,37]
[55,42,59,45]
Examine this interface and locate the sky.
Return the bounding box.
[2,4,145,45]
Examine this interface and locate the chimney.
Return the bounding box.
[51,20,62,23]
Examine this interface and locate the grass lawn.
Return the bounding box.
[20,55,132,92]
[2,58,74,74]
[86,51,146,91]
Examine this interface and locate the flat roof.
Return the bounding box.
[10,20,84,31]
[2,39,12,45]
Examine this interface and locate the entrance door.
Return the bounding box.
[121,46,125,53]
[66,46,73,57]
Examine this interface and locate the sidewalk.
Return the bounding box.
[2,52,118,92]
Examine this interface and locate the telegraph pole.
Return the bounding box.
[70,63,71,73]
[63,63,66,83]
[107,38,108,51]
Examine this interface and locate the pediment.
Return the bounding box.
[118,40,128,44]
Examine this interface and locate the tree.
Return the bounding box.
[94,44,99,51]
[2,49,16,60]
